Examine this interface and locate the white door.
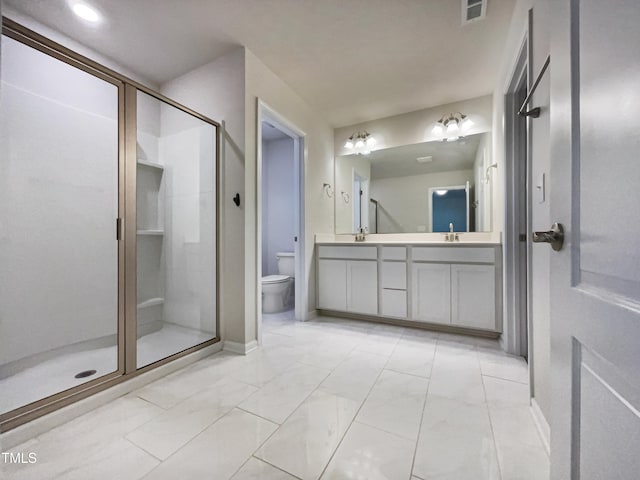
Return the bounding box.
[550,1,640,478]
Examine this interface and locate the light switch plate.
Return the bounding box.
[536,173,546,203]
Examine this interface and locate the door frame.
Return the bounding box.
[503,26,534,366]
[256,100,307,343]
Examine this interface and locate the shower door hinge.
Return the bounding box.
[519,233,527,242]
[116,218,123,241]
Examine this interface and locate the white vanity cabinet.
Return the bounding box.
[411,246,500,331]
[380,247,408,318]
[411,263,451,324]
[317,246,378,315]
[451,264,496,330]
[316,243,502,334]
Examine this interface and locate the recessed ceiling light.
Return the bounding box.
[68,1,102,24]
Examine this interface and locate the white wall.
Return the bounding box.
[160,48,247,345]
[370,170,474,233]
[262,137,295,276]
[493,0,551,424]
[245,49,335,332]
[0,36,119,365]
[159,107,217,334]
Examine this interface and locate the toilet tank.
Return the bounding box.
[276,252,295,277]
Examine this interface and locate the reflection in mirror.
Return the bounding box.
[335,132,493,234]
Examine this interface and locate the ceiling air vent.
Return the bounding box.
[462,0,487,25]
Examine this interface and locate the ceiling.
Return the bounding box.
[367,133,484,179]
[4,0,516,127]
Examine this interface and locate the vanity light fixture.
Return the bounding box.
[344,131,376,155]
[433,113,473,141]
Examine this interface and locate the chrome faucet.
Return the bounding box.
[445,223,459,242]
[355,226,368,242]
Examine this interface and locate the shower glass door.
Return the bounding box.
[0,35,122,417]
[135,90,217,368]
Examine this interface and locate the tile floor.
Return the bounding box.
[1,313,549,480]
[0,324,214,414]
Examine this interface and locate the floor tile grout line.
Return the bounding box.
[122,435,165,463]
[481,372,529,385]
[408,335,438,479]
[249,455,305,480]
[316,351,390,480]
[479,348,504,480]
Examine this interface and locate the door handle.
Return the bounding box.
[532,222,564,251]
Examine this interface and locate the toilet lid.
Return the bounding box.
[262,274,289,284]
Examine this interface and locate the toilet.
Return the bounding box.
[262,252,295,313]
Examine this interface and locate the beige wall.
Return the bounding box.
[245,49,335,332]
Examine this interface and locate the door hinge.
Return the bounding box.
[519,233,527,242]
[116,218,123,241]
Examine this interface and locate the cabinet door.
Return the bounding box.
[346,261,378,315]
[411,263,451,324]
[451,264,496,330]
[381,289,407,318]
[318,259,347,311]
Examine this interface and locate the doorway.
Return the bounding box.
[257,101,306,340]
[504,38,531,360]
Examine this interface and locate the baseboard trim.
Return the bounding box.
[223,339,258,355]
[0,342,222,450]
[530,397,550,455]
[305,309,318,321]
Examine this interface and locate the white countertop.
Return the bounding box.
[315,232,502,245]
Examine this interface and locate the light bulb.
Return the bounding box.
[436,189,448,196]
[446,136,459,142]
[70,1,102,23]
[432,124,444,136]
[446,121,459,134]
[366,136,376,147]
[355,139,364,148]
[461,117,474,131]
[344,140,354,149]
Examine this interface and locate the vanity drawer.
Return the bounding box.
[382,247,407,261]
[412,247,495,264]
[381,261,407,289]
[317,245,377,260]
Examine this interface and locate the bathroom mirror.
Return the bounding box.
[334,132,494,234]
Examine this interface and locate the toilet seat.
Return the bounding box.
[262,274,289,284]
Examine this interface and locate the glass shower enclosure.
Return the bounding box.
[0,19,219,432]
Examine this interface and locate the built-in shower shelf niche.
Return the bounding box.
[137,159,164,171]
[137,229,164,236]
[137,297,164,309]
